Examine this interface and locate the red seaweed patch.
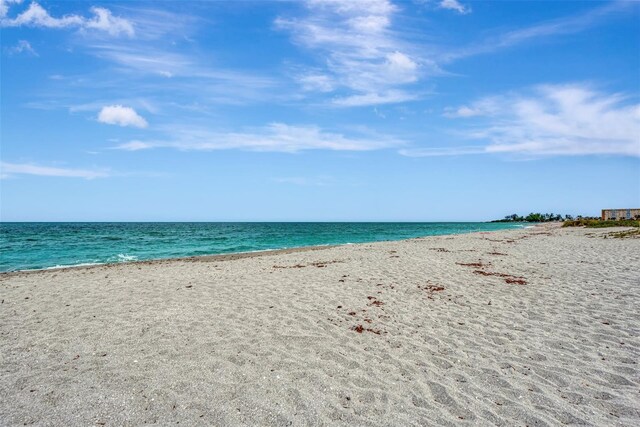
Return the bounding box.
[352,324,382,335]
[366,295,385,307]
[418,283,446,299]
[457,262,488,268]
[473,270,527,285]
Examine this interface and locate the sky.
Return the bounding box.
[1,0,639,221]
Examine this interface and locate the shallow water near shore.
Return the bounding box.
[0,222,526,272]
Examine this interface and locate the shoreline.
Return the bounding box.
[1,224,532,277]
[0,244,340,277]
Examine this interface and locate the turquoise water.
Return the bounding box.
[0,222,525,272]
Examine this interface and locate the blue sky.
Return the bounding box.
[1,0,639,221]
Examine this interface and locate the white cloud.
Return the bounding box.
[0,0,22,18]
[0,162,108,179]
[480,85,640,157]
[410,84,640,157]
[384,51,419,83]
[5,39,37,56]
[443,97,501,118]
[83,7,134,37]
[116,141,153,151]
[98,105,148,128]
[114,123,403,153]
[1,2,134,37]
[276,0,425,106]
[443,106,477,118]
[298,73,335,92]
[438,0,471,15]
[333,90,418,107]
[2,2,83,28]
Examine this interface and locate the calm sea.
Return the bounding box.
[0,222,525,272]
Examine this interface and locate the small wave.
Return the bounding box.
[106,254,139,263]
[44,262,102,270]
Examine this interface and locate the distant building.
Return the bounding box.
[601,208,640,220]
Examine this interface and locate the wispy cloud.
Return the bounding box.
[0,162,109,179]
[88,44,191,78]
[98,105,148,128]
[61,5,280,108]
[1,2,134,37]
[18,9,281,117]
[438,0,471,15]
[4,39,37,56]
[277,0,624,107]
[86,42,277,92]
[114,123,404,153]
[298,72,335,92]
[442,97,501,118]
[276,0,427,106]
[404,84,640,158]
[116,6,197,41]
[332,90,419,107]
[443,1,632,62]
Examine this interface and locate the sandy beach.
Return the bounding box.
[0,224,638,426]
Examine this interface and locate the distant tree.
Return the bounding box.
[495,212,580,223]
[525,213,544,222]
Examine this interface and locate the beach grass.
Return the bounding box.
[605,228,640,238]
[562,218,640,228]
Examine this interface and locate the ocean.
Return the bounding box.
[0,222,526,272]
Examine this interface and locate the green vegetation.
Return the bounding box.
[494,213,640,228]
[492,213,569,223]
[562,219,640,228]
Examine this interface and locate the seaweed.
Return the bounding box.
[473,270,527,285]
[457,262,488,268]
